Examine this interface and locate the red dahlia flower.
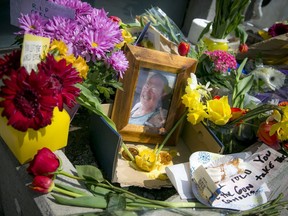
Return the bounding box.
[0,50,21,79]
[37,55,82,111]
[0,68,57,132]
[30,176,55,193]
[27,147,60,177]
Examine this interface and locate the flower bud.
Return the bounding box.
[109,16,122,24]
[178,42,190,56]
[257,121,278,146]
[30,176,55,193]
[27,147,60,177]
[230,107,246,121]
[238,43,248,53]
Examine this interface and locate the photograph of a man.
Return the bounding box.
[129,69,175,134]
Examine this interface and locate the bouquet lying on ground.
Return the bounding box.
[26,147,288,214]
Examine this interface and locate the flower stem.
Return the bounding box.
[89,180,206,209]
[227,104,283,127]
[121,141,135,161]
[156,110,188,154]
[53,186,83,198]
[55,171,84,180]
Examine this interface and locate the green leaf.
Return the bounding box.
[198,22,212,41]
[235,26,248,44]
[52,194,107,209]
[88,184,113,196]
[75,165,105,182]
[76,83,117,131]
[106,193,126,211]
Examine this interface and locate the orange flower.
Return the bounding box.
[257,121,278,146]
[230,107,247,121]
[238,43,248,53]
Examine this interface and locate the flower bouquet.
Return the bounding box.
[198,0,251,51]
[0,0,133,163]
[0,40,81,163]
[182,51,288,154]
[14,0,133,115]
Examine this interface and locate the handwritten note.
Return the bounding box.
[192,144,288,210]
[20,34,50,73]
[10,0,75,26]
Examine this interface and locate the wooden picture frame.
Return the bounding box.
[111,44,197,145]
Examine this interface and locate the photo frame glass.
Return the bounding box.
[129,68,176,134]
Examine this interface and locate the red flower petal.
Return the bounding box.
[27,148,60,177]
[178,42,190,56]
[257,121,278,146]
[37,55,82,111]
[30,176,54,193]
[0,68,57,131]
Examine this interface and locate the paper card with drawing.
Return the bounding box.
[190,144,288,211]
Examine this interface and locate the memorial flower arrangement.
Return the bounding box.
[0,40,83,132]
[182,59,288,153]
[14,0,132,117]
[25,147,288,214]
[0,0,136,134]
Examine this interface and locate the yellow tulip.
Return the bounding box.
[135,149,157,172]
[207,96,232,125]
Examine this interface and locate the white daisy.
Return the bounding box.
[251,67,286,91]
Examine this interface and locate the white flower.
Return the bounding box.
[188,73,198,90]
[188,73,212,98]
[251,67,286,91]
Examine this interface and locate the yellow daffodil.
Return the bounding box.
[182,89,201,108]
[270,106,288,141]
[207,96,232,125]
[187,109,209,125]
[270,121,288,141]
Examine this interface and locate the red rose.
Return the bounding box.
[178,42,190,56]
[257,121,278,146]
[30,176,54,193]
[27,148,60,177]
[238,43,248,53]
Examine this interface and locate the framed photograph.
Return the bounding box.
[111,44,197,145]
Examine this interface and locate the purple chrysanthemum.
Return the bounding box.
[17,13,47,35]
[44,16,78,45]
[106,50,129,78]
[49,0,93,17]
[77,8,122,58]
